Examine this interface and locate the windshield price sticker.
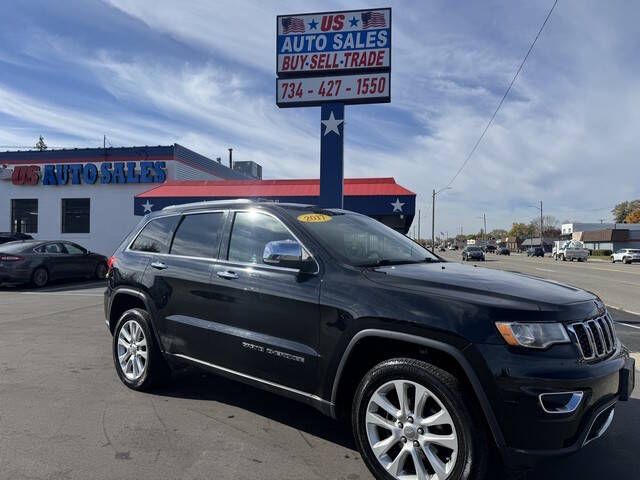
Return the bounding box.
[277,9,391,75]
[297,213,332,223]
[277,73,390,107]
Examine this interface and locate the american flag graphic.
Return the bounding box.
[281,17,305,34]
[361,11,386,29]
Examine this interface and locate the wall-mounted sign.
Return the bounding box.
[11,161,167,186]
[277,8,391,77]
[277,72,390,107]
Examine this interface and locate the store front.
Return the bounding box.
[0,144,246,255]
[1,145,416,256]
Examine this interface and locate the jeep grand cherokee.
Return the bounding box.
[104,200,634,480]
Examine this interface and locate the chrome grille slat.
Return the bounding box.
[569,312,617,361]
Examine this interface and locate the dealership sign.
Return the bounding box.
[276,8,391,108]
[11,161,167,186]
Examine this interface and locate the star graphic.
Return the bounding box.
[390,198,405,213]
[142,200,154,213]
[308,19,318,30]
[321,111,344,136]
[349,16,359,27]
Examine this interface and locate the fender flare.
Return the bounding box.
[109,287,165,351]
[330,329,506,449]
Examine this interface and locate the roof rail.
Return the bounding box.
[162,199,255,211]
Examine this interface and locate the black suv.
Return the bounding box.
[105,200,634,480]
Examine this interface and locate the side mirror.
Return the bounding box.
[263,240,315,273]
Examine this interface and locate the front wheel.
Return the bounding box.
[353,358,488,480]
[95,262,108,279]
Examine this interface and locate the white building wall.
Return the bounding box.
[0,160,225,256]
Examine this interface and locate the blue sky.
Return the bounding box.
[1,0,639,235]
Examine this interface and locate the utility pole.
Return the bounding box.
[431,190,436,252]
[418,209,421,242]
[483,213,487,243]
[539,200,543,246]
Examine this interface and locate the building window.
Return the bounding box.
[11,199,38,233]
[61,198,90,234]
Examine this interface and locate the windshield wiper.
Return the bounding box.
[360,257,440,268]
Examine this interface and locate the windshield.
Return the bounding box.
[294,210,439,267]
[467,246,482,251]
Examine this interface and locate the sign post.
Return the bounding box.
[319,102,345,208]
[276,8,391,209]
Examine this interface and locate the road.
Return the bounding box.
[0,278,638,480]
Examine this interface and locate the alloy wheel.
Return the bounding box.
[117,320,148,381]
[365,379,459,480]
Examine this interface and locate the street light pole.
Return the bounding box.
[431,187,452,253]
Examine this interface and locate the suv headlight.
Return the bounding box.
[495,322,570,349]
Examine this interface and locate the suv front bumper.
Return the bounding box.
[473,344,634,466]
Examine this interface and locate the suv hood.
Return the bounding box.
[365,262,595,308]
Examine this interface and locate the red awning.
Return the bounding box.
[137,177,414,198]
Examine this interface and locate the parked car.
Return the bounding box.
[0,232,33,245]
[611,248,640,264]
[0,240,108,287]
[462,245,485,261]
[496,246,511,255]
[485,245,497,253]
[438,245,446,252]
[527,247,545,257]
[105,200,634,480]
[553,240,589,262]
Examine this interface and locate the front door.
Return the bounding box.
[205,210,321,393]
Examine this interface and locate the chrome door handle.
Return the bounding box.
[217,270,239,280]
[150,261,168,270]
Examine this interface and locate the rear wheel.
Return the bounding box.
[353,358,487,480]
[95,262,108,279]
[624,257,631,265]
[113,308,170,391]
[31,267,49,288]
[611,257,615,263]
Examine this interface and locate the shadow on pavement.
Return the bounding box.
[153,367,357,450]
[0,278,106,292]
[153,366,640,480]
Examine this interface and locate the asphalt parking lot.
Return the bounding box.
[0,270,638,480]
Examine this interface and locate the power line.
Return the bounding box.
[444,0,558,189]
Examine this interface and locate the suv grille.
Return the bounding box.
[568,314,617,361]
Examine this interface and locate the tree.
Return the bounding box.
[612,200,640,223]
[509,222,536,239]
[35,136,47,151]
[488,229,508,240]
[625,209,640,224]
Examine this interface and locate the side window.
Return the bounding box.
[44,243,64,254]
[63,243,86,255]
[170,212,225,258]
[228,211,296,265]
[130,216,179,253]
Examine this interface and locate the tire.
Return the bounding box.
[31,267,49,288]
[113,308,170,391]
[611,257,615,263]
[95,262,108,279]
[624,257,631,265]
[353,358,488,480]
[561,254,566,261]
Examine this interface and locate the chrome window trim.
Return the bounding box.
[125,208,319,275]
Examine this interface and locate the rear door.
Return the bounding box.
[205,209,321,393]
[61,242,92,277]
[144,210,228,357]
